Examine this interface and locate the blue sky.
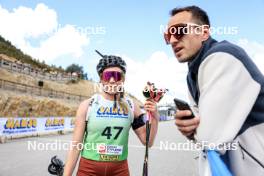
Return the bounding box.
[1,0,264,102]
[1,0,264,61]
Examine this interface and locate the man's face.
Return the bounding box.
[167,11,209,62]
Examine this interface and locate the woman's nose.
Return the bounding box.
[109,76,116,83]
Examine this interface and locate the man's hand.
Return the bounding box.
[175,110,200,137]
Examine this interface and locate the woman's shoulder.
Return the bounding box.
[78,95,98,113]
[125,96,144,118]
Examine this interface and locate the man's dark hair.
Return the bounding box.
[170,6,210,26]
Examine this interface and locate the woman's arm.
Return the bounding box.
[133,99,159,147]
[63,99,90,176]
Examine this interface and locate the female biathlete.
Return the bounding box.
[63,51,159,176]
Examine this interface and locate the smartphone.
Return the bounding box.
[174,98,195,119]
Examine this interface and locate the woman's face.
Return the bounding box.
[100,67,125,95]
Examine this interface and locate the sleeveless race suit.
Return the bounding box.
[77,94,134,176]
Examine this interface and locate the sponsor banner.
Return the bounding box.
[159,116,174,121]
[96,106,129,119]
[99,154,119,161]
[0,118,37,135]
[97,144,123,155]
[0,117,75,136]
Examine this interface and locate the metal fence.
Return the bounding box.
[0,58,78,83]
[0,78,89,102]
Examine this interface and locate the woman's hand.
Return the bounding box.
[144,99,159,120]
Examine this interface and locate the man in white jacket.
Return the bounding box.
[164,5,264,176]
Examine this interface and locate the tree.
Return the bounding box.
[83,73,88,80]
[65,63,89,80]
[66,64,84,74]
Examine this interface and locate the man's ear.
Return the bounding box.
[201,25,210,41]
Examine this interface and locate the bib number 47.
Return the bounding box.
[101,126,124,140]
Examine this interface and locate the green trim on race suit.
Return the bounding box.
[81,94,134,161]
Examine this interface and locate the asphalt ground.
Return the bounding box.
[0,121,199,176]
